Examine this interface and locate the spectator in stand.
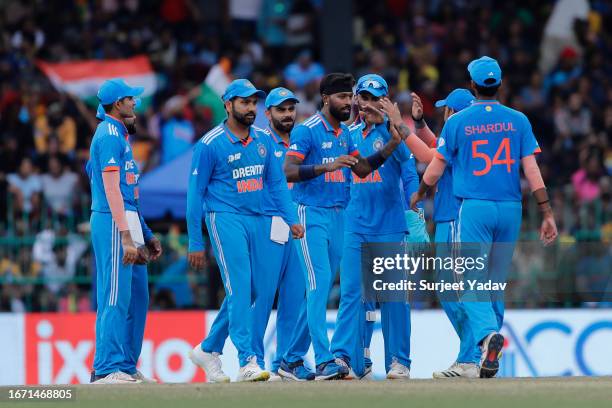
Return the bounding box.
[283,49,324,90]
[40,156,78,217]
[554,92,592,140]
[7,157,41,218]
[519,72,546,115]
[572,151,606,204]
[33,102,77,160]
[544,47,583,96]
[160,95,195,164]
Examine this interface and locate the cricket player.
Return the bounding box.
[283,73,403,380]
[331,74,413,380]
[188,87,314,382]
[389,88,483,377]
[186,79,304,382]
[88,78,162,384]
[410,56,558,378]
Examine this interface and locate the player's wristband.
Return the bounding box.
[413,118,426,129]
[298,164,317,180]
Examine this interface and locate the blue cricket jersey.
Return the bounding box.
[87,114,153,240]
[437,100,540,201]
[261,127,295,217]
[88,115,139,213]
[187,123,298,251]
[287,112,360,208]
[399,151,422,212]
[431,133,461,222]
[345,119,411,234]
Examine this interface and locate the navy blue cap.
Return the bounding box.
[265,87,299,109]
[97,78,144,105]
[467,56,502,87]
[222,79,266,102]
[355,74,388,97]
[435,88,474,111]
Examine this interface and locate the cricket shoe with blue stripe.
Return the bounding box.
[334,357,357,380]
[315,360,349,381]
[278,360,315,381]
[480,332,504,378]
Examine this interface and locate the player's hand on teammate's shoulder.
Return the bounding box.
[146,236,163,261]
[291,224,305,239]
[120,231,138,265]
[325,155,358,172]
[188,250,207,270]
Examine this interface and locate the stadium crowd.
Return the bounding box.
[0,0,610,312]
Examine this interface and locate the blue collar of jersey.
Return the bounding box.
[316,111,345,136]
[104,114,128,136]
[223,122,256,144]
[352,117,386,139]
[267,127,289,147]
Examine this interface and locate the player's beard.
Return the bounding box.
[124,116,137,134]
[329,102,351,122]
[232,105,256,127]
[271,116,294,133]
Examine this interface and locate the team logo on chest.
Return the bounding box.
[373,137,384,152]
[257,143,267,157]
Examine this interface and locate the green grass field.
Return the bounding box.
[2,377,611,408]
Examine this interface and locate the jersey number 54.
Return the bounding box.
[471,138,515,176]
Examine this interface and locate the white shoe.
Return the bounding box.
[268,372,283,382]
[433,362,480,379]
[93,371,141,384]
[188,345,230,383]
[236,356,270,382]
[480,332,504,378]
[132,370,157,383]
[386,360,410,380]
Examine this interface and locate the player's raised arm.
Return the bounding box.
[186,141,214,269]
[380,98,436,163]
[410,92,437,146]
[349,108,403,178]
